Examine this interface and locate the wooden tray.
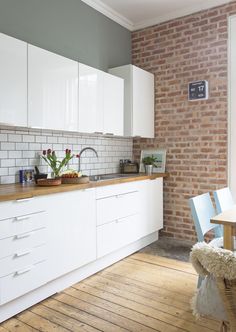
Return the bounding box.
[61,176,89,184]
[37,178,62,186]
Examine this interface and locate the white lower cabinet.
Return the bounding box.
[97,214,141,258]
[0,178,163,320]
[96,179,163,258]
[46,189,97,280]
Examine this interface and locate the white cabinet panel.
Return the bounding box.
[103,73,124,136]
[109,65,154,138]
[133,66,154,138]
[97,214,142,258]
[0,261,48,305]
[139,178,163,236]
[47,189,96,279]
[28,45,78,131]
[97,191,139,226]
[0,33,27,127]
[78,63,104,133]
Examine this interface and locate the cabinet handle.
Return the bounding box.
[16,198,33,203]
[15,249,31,258]
[15,266,33,276]
[15,215,30,222]
[15,231,34,239]
[94,131,103,134]
[115,218,126,224]
[105,133,114,136]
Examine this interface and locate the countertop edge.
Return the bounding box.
[0,173,168,202]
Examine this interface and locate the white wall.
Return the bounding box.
[228,15,236,199]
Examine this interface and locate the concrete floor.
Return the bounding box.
[140,237,193,262]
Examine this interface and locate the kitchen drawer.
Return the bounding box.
[0,260,48,305]
[0,244,47,278]
[97,191,139,226]
[0,211,46,240]
[96,181,140,199]
[97,214,142,258]
[0,197,45,221]
[0,227,47,259]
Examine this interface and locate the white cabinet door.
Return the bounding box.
[148,178,163,233]
[78,63,104,134]
[28,45,78,131]
[47,189,96,280]
[109,65,154,138]
[103,73,124,136]
[133,66,154,138]
[0,33,27,127]
[139,178,163,236]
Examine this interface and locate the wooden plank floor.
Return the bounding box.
[1,252,221,332]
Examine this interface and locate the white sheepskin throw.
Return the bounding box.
[190,242,236,321]
[190,242,236,280]
[191,275,227,321]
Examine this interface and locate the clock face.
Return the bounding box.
[188,80,208,100]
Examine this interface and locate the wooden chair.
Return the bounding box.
[214,187,235,214]
[191,242,236,332]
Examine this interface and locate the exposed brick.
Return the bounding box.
[132,2,236,241]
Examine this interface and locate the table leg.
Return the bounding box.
[223,225,234,250]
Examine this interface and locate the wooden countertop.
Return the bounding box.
[0,173,168,202]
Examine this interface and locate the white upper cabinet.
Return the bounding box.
[109,65,154,138]
[28,45,78,131]
[78,63,124,136]
[103,72,124,136]
[78,63,104,133]
[0,33,27,127]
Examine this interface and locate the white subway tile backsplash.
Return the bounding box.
[16,143,28,150]
[23,135,35,143]
[1,142,15,150]
[0,126,133,184]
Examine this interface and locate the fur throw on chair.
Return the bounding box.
[190,242,236,280]
[190,242,236,322]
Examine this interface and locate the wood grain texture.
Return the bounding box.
[0,252,219,332]
[0,173,168,202]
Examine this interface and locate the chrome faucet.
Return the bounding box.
[77,147,98,172]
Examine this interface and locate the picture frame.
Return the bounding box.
[140,149,166,173]
[19,169,35,184]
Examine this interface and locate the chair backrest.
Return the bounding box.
[189,193,222,242]
[213,187,235,214]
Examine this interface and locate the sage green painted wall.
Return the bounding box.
[0,0,131,71]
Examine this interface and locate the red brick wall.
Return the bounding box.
[132,2,236,242]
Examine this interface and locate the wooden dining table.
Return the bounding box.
[211,205,236,251]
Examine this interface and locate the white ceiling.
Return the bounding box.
[81,0,233,31]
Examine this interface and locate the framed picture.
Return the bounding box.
[140,149,166,173]
[19,169,34,184]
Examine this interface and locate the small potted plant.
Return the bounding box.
[142,155,158,175]
[42,149,74,178]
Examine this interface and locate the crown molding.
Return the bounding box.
[81,0,134,30]
[133,0,233,31]
[81,0,232,32]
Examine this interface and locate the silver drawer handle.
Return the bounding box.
[15,249,31,257]
[15,231,34,239]
[16,198,33,203]
[15,216,30,222]
[15,266,33,276]
[115,219,126,224]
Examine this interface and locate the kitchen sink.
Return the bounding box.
[89,174,136,182]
